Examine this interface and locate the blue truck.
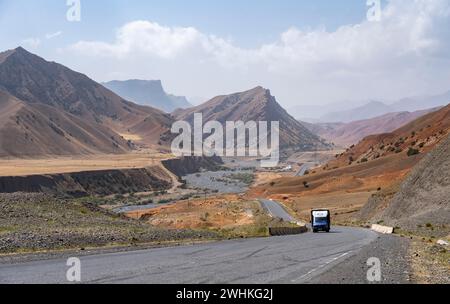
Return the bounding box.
[311,210,331,233]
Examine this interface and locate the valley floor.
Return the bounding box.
[0,150,170,177]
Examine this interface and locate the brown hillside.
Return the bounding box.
[327,104,450,169]
[304,108,438,148]
[249,152,418,198]
[359,134,450,237]
[0,90,132,157]
[174,86,330,151]
[249,105,450,223]
[0,47,173,157]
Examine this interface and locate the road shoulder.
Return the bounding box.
[308,234,413,284]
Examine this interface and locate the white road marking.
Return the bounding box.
[291,251,352,283]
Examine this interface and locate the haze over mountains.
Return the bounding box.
[174,86,330,151]
[303,108,439,147]
[290,91,450,123]
[320,101,394,123]
[295,90,449,148]
[0,47,173,157]
[390,91,450,112]
[103,80,192,113]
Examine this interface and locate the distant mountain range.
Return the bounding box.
[320,101,394,123]
[288,101,362,123]
[290,91,450,123]
[302,108,440,147]
[0,47,173,157]
[174,86,330,151]
[390,91,450,112]
[103,80,192,113]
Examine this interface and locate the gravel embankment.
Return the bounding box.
[309,234,413,284]
[0,193,218,254]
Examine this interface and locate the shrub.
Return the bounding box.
[407,148,420,157]
[361,158,368,163]
[114,194,125,200]
[200,212,210,222]
[138,199,153,205]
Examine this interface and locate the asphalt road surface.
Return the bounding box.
[259,199,296,222]
[295,163,316,177]
[0,226,378,284]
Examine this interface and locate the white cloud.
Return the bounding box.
[70,21,205,59]
[21,31,62,50]
[22,37,41,48]
[66,0,450,107]
[45,31,62,40]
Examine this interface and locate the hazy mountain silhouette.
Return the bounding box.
[103,79,192,113]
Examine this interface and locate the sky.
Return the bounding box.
[1,0,450,108]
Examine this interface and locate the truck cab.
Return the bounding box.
[311,210,331,233]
